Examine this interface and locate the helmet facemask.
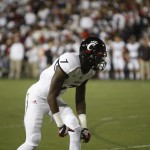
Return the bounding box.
[87,50,107,70]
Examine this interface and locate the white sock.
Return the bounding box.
[69,127,82,150]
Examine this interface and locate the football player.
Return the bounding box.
[126,35,140,80]
[17,37,107,150]
[111,35,126,80]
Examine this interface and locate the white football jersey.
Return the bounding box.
[111,41,125,58]
[126,42,140,58]
[33,52,96,100]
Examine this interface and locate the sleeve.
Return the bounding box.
[58,53,79,74]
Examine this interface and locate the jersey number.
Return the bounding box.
[60,59,68,63]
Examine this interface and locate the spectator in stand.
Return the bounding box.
[0,39,6,78]
[39,46,47,74]
[0,51,2,78]
[2,38,12,77]
[0,0,149,79]
[24,30,34,50]
[112,9,126,33]
[0,11,7,28]
[138,38,150,80]
[111,35,126,80]
[8,35,25,79]
[79,10,94,36]
[44,46,53,68]
[25,45,39,78]
[37,5,50,22]
[24,5,37,26]
[126,35,140,80]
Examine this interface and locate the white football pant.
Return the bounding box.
[17,87,81,150]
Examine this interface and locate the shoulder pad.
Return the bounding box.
[58,53,80,74]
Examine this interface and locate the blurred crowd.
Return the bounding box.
[0,0,150,80]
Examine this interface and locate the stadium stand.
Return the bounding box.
[0,0,150,80]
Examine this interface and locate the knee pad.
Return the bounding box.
[69,127,82,142]
[74,127,82,134]
[31,133,41,146]
[60,107,80,130]
[27,133,41,147]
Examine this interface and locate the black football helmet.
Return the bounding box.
[79,37,107,73]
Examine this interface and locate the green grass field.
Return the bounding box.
[0,79,150,150]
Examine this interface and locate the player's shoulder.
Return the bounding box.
[58,52,80,74]
[60,52,80,64]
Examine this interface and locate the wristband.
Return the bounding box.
[78,114,87,128]
[53,112,64,127]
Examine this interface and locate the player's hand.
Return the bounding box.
[81,128,91,143]
[58,125,74,137]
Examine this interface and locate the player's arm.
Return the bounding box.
[75,80,87,117]
[47,65,68,114]
[47,65,72,136]
[76,80,88,128]
[75,80,91,143]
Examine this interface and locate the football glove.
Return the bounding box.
[81,128,91,143]
[58,125,74,137]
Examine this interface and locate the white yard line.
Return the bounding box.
[0,124,23,128]
[99,144,150,150]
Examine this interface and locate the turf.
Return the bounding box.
[0,79,150,150]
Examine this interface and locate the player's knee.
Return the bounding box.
[31,133,41,146]
[74,127,82,135]
[69,127,82,136]
[69,127,82,142]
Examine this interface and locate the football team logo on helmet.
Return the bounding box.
[87,41,98,51]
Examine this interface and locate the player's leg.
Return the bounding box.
[57,98,82,150]
[104,62,111,80]
[134,59,140,80]
[139,60,145,80]
[128,61,134,80]
[113,58,119,79]
[145,61,150,80]
[17,90,46,150]
[117,58,125,80]
[16,60,22,79]
[60,106,82,150]
[68,127,82,150]
[47,98,82,150]
[8,59,15,78]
